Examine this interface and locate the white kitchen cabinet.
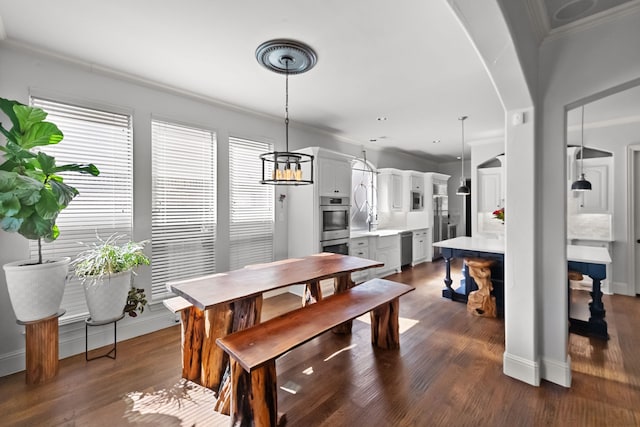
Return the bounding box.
[372,234,401,277]
[411,174,423,192]
[378,169,403,212]
[318,157,351,197]
[349,237,370,283]
[412,228,429,265]
[478,167,503,212]
[577,157,612,213]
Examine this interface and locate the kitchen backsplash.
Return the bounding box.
[567,213,613,241]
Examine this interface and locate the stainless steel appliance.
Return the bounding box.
[320,196,350,242]
[432,187,449,259]
[411,191,423,211]
[400,231,413,267]
[321,237,349,255]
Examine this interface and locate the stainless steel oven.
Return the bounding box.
[320,196,350,242]
[321,237,349,255]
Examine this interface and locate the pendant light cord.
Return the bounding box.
[459,116,467,181]
[285,58,290,152]
[580,105,584,177]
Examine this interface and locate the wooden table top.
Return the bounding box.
[167,253,383,310]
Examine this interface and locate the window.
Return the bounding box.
[229,137,274,270]
[29,97,133,323]
[151,120,216,299]
[351,158,377,230]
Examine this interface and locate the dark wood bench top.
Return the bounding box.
[216,278,414,372]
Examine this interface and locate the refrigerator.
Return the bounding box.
[432,195,449,259]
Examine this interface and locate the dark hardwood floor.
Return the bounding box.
[2,259,640,426]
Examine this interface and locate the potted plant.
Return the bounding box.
[74,235,150,322]
[0,97,99,322]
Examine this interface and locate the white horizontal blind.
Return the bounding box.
[229,137,274,270]
[29,97,133,323]
[151,120,216,299]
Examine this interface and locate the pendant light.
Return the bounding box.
[571,105,592,191]
[256,39,316,185]
[456,116,470,195]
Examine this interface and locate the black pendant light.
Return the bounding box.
[571,106,592,191]
[456,116,470,196]
[256,39,316,185]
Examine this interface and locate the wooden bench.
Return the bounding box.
[216,278,414,426]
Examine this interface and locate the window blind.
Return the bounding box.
[229,137,274,270]
[29,97,133,323]
[151,120,216,299]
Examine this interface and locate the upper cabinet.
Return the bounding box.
[318,157,351,197]
[411,174,423,192]
[478,167,503,212]
[378,169,404,212]
[576,157,613,213]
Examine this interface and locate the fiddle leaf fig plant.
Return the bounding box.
[0,97,100,263]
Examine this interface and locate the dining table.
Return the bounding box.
[433,236,612,339]
[166,252,383,414]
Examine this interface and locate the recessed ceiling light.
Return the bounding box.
[432,139,440,144]
[554,0,596,21]
[369,138,377,143]
[456,156,461,160]
[376,117,388,121]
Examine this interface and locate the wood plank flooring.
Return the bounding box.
[1,259,640,426]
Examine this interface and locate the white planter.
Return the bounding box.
[84,270,131,322]
[3,257,71,322]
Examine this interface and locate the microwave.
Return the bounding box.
[411,191,423,211]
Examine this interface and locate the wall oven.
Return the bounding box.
[320,196,350,242]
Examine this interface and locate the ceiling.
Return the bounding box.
[0,1,635,162]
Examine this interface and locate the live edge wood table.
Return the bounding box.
[433,237,612,339]
[167,253,382,415]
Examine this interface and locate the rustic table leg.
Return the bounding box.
[181,306,204,381]
[370,298,400,350]
[302,279,323,306]
[230,359,278,427]
[216,295,263,415]
[201,303,233,390]
[332,274,355,334]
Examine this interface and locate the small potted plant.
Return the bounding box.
[74,234,150,322]
[1,97,99,322]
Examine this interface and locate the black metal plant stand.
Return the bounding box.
[85,314,125,361]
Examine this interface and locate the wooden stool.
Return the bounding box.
[464,258,497,318]
[17,309,65,385]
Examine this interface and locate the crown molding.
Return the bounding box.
[543,0,640,44]
[524,0,550,46]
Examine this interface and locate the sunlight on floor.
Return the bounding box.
[324,343,357,361]
[124,379,228,426]
[355,314,419,334]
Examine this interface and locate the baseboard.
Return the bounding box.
[540,355,572,387]
[611,281,633,296]
[503,351,541,386]
[0,304,177,378]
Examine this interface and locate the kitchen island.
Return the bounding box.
[433,236,612,339]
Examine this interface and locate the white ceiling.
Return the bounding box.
[0,0,507,162]
[0,1,635,162]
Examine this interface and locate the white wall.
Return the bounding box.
[537,6,640,384]
[0,42,435,376]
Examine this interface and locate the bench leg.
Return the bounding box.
[181,306,204,381]
[370,298,400,350]
[201,303,233,390]
[230,359,278,427]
